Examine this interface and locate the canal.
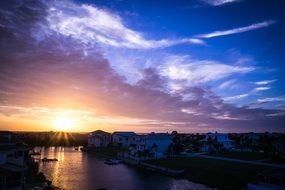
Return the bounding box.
[36,147,214,190]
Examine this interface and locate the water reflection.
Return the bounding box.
[36,147,214,190]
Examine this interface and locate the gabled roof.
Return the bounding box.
[90,130,110,135]
[201,132,233,142]
[113,132,136,137]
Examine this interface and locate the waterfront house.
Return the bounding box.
[88,130,111,147]
[200,132,235,152]
[0,131,28,190]
[112,132,136,147]
[239,132,260,151]
[129,133,172,160]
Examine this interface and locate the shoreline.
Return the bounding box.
[86,148,274,190]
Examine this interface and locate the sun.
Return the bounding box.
[53,117,76,131]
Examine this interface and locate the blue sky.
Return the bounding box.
[0,0,284,132]
[82,0,285,109]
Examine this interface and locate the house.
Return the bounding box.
[272,135,285,159]
[112,132,136,147]
[0,131,28,190]
[200,132,235,152]
[88,130,111,147]
[239,132,260,151]
[130,133,172,160]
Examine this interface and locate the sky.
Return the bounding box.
[0,0,284,133]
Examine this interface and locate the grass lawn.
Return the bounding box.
[146,157,274,190]
[206,151,268,161]
[90,146,128,157]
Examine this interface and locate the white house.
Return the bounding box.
[200,132,235,152]
[88,130,111,147]
[130,133,172,160]
[112,132,136,147]
[0,131,28,190]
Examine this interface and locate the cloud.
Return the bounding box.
[257,96,285,103]
[158,55,254,89]
[44,1,205,49]
[0,0,284,132]
[218,79,237,90]
[201,0,241,6]
[254,79,277,85]
[223,94,249,101]
[254,86,271,92]
[197,20,276,38]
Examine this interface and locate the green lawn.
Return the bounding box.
[146,157,274,190]
[207,151,268,161]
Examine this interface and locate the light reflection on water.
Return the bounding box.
[36,147,215,190]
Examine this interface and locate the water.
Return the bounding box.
[35,147,214,190]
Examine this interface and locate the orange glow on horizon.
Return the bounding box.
[53,116,76,132]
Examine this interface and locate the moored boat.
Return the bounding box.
[42,157,58,162]
[80,147,89,152]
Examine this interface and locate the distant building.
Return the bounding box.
[200,132,235,152]
[112,132,136,147]
[0,131,28,190]
[239,132,260,151]
[88,130,111,147]
[130,133,172,160]
[272,135,285,158]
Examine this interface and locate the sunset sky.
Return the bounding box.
[0,0,284,133]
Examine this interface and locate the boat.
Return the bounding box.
[80,147,89,152]
[42,157,58,162]
[29,152,41,156]
[104,159,121,165]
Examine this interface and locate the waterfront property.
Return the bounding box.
[112,132,136,147]
[200,132,235,152]
[146,157,275,190]
[0,131,28,190]
[88,130,111,147]
[87,130,172,160]
[129,133,172,160]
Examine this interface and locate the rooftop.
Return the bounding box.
[113,132,136,137]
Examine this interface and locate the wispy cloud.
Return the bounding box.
[159,55,254,90]
[201,0,241,6]
[254,86,271,92]
[45,1,205,49]
[218,79,237,90]
[223,94,249,101]
[254,79,277,85]
[257,96,285,103]
[197,20,276,38]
